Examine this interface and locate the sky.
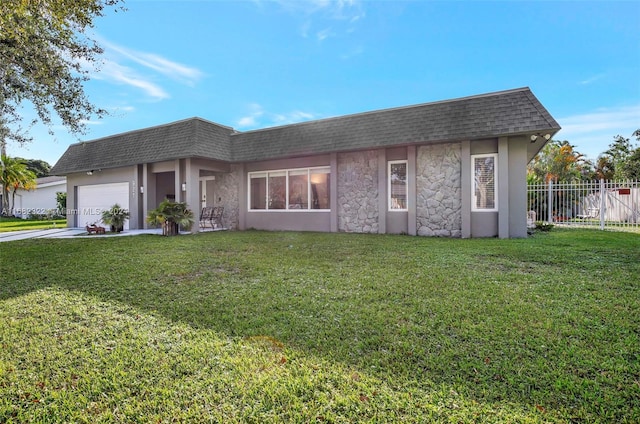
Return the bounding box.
[7,0,640,166]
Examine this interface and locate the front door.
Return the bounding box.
[200,178,216,209]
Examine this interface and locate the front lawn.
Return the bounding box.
[0,229,638,422]
[0,216,66,232]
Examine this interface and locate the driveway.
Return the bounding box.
[0,228,163,242]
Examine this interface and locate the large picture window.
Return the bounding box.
[388,160,408,211]
[249,167,331,211]
[472,154,497,211]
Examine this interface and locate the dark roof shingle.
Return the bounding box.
[51,87,560,175]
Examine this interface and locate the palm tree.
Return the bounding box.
[1,155,37,216]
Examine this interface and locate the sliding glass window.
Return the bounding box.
[249,167,331,211]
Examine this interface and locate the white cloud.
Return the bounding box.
[97,60,170,100]
[102,40,204,85]
[340,45,364,59]
[316,27,333,41]
[555,104,640,159]
[579,74,606,85]
[236,103,318,129]
[266,0,364,39]
[82,37,204,101]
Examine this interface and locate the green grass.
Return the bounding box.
[1,229,638,422]
[0,217,67,232]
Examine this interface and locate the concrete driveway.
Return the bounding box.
[0,228,162,242]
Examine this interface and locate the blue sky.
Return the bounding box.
[8,0,640,166]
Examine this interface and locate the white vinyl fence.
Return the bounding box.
[527,180,640,230]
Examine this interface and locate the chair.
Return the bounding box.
[200,206,224,230]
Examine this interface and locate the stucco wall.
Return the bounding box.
[416,143,462,237]
[337,150,379,233]
[13,183,66,218]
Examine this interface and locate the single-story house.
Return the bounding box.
[6,176,66,218]
[51,87,560,238]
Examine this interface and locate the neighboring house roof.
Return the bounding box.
[35,176,66,187]
[51,87,560,175]
[1,176,66,192]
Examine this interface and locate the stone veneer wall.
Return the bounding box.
[416,143,462,237]
[211,165,241,230]
[337,150,379,233]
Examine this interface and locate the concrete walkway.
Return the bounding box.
[0,228,163,242]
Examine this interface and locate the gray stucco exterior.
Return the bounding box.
[51,88,561,238]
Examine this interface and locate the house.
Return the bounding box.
[8,176,66,218]
[50,87,560,238]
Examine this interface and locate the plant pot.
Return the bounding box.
[162,221,180,236]
[110,225,124,233]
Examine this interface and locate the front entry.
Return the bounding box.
[200,178,216,210]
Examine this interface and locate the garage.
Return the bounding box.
[77,182,130,229]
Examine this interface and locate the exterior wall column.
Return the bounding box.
[174,159,182,203]
[185,158,200,233]
[377,148,387,234]
[460,140,471,238]
[238,163,247,230]
[129,165,140,229]
[407,145,417,236]
[498,137,510,239]
[330,153,338,232]
[508,136,528,237]
[142,163,149,229]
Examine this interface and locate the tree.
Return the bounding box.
[527,140,592,183]
[17,158,51,178]
[0,0,124,150]
[1,155,37,215]
[596,130,640,180]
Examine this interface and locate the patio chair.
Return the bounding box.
[200,206,224,230]
[211,206,224,229]
[200,206,214,230]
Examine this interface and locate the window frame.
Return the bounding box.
[388,160,408,212]
[471,153,498,212]
[248,166,331,212]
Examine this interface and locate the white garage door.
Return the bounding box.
[77,182,129,229]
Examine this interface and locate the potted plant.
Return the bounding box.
[101,203,130,233]
[146,199,194,236]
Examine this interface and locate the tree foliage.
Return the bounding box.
[16,157,51,178]
[0,0,124,148]
[1,154,37,215]
[527,140,592,183]
[595,130,639,180]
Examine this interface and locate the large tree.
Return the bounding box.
[527,140,592,183]
[17,157,51,178]
[0,0,124,151]
[596,130,640,180]
[1,155,37,215]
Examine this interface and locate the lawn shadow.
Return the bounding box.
[1,230,639,421]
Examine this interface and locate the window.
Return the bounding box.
[472,154,497,211]
[388,160,408,211]
[250,173,266,210]
[249,167,331,211]
[288,170,308,209]
[269,171,286,209]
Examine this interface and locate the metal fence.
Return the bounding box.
[527,180,640,231]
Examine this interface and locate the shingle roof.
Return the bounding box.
[51,87,560,175]
[231,87,561,161]
[51,118,234,174]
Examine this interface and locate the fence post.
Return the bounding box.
[547,180,553,224]
[599,179,606,231]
